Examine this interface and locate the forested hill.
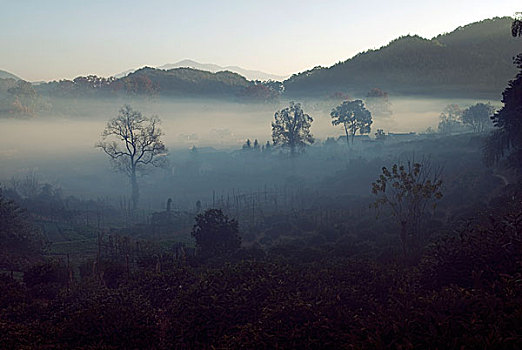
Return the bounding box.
[0,66,284,117]
[121,67,252,96]
[36,67,252,98]
[284,17,521,99]
[0,70,21,81]
[7,17,520,106]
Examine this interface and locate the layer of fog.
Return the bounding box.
[0,96,497,209]
[0,96,494,153]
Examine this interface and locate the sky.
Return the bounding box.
[1,0,520,81]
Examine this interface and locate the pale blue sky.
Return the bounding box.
[1,0,519,81]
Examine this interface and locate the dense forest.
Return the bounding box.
[1,14,522,350]
[284,17,520,98]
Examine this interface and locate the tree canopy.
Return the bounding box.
[461,102,494,133]
[330,99,372,145]
[191,209,241,258]
[271,102,314,156]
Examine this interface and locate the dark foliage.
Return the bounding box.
[272,101,314,156]
[331,99,372,145]
[36,67,252,99]
[23,260,69,299]
[0,195,521,348]
[191,209,241,259]
[0,189,44,269]
[512,15,522,37]
[484,54,522,168]
[461,102,494,133]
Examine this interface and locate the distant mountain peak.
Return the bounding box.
[158,60,289,81]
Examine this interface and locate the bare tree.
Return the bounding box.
[96,105,167,210]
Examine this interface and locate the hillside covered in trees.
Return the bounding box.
[36,67,253,98]
[284,17,520,98]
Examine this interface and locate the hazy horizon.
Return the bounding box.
[1,0,519,82]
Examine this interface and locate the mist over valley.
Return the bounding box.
[1,6,522,349]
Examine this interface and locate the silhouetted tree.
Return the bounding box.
[191,209,241,258]
[512,13,522,37]
[242,139,252,150]
[330,99,372,146]
[461,103,494,133]
[96,105,168,210]
[371,160,443,255]
[375,129,387,141]
[272,102,314,156]
[263,141,272,153]
[484,17,522,168]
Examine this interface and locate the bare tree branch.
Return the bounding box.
[96,105,168,209]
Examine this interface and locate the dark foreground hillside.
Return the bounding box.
[1,186,521,349]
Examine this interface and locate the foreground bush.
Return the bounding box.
[1,202,521,348]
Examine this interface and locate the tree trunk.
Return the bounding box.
[131,170,139,210]
[400,220,408,256]
[290,143,296,157]
[343,123,350,148]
